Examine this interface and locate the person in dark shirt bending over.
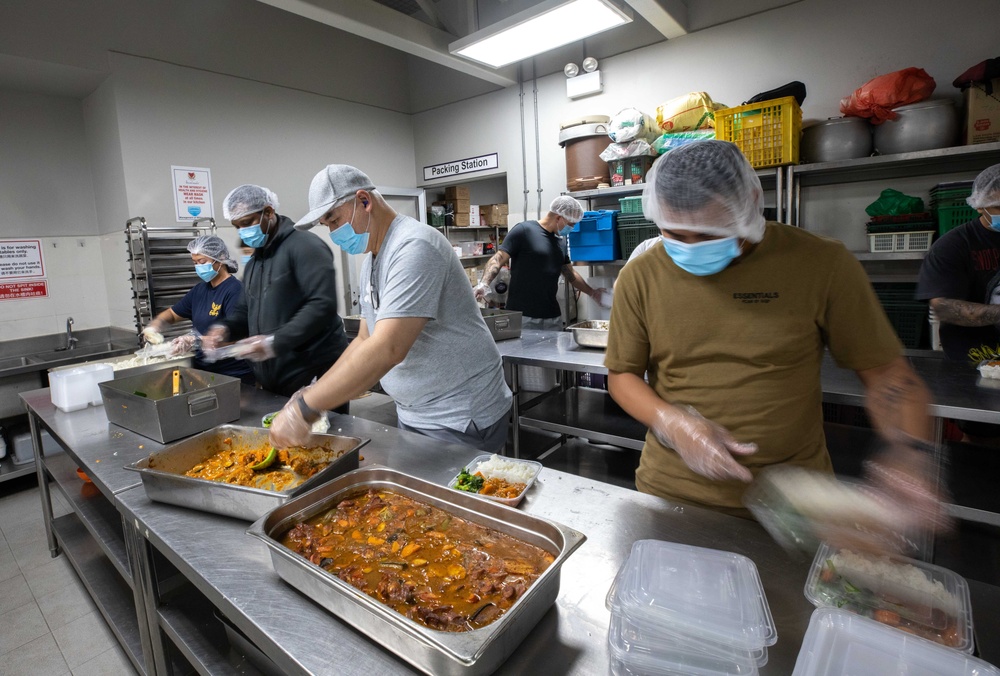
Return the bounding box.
[474,196,609,329]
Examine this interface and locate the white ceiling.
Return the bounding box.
[0,0,801,113]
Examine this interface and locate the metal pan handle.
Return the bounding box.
[187,390,218,416]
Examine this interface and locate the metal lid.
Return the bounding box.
[891,98,956,112]
[558,122,610,145]
[802,116,870,129]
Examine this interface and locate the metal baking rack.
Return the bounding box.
[125,217,217,340]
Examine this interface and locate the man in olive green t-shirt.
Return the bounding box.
[606,141,941,523]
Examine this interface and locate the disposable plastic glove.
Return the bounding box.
[269,388,316,449]
[862,439,952,538]
[593,287,613,309]
[651,406,757,482]
[234,334,276,362]
[199,324,230,363]
[141,322,165,345]
[473,282,490,301]
[169,334,196,356]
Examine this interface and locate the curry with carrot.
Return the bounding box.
[281,489,555,631]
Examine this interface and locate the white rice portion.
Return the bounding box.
[979,362,1000,379]
[472,455,535,484]
[830,549,959,614]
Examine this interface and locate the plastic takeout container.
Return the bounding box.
[447,453,542,507]
[609,540,776,652]
[49,362,114,412]
[792,608,997,676]
[804,542,974,653]
[608,612,760,676]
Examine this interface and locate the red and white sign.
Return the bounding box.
[171,165,215,222]
[0,280,48,301]
[0,239,45,279]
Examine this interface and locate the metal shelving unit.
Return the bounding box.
[125,216,217,340]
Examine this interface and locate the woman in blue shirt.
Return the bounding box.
[141,236,254,383]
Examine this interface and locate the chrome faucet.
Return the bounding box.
[66,317,78,350]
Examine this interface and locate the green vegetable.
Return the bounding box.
[844,581,861,594]
[454,468,484,493]
[249,447,278,471]
[262,412,278,428]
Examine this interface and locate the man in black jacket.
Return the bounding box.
[204,184,350,408]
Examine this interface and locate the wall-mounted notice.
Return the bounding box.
[172,166,214,222]
[0,280,48,301]
[0,239,44,279]
[423,153,498,181]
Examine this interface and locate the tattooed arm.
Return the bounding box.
[857,356,933,442]
[479,250,511,287]
[929,297,1000,326]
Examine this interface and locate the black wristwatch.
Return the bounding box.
[296,394,321,423]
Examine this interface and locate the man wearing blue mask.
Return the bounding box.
[475,195,609,329]
[918,164,1000,365]
[267,165,512,455]
[202,184,350,403]
[917,164,1000,444]
[606,141,945,538]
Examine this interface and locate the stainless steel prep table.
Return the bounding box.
[20,384,1000,673]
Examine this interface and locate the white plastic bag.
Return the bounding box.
[607,108,659,143]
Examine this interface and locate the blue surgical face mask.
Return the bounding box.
[241,254,252,265]
[195,262,218,283]
[329,200,370,255]
[660,235,741,276]
[238,212,270,248]
[985,209,1000,231]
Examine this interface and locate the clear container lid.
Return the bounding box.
[793,608,998,676]
[608,612,760,676]
[609,540,777,651]
[803,542,974,653]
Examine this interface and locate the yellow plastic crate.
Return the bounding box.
[714,96,802,168]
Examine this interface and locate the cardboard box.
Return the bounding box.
[469,204,481,227]
[964,78,1000,145]
[451,212,471,227]
[480,204,509,226]
[445,185,470,200]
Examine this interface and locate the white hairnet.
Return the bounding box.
[550,195,584,223]
[641,140,766,243]
[187,235,238,272]
[967,164,1000,209]
[222,184,280,221]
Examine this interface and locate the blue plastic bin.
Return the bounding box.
[568,210,620,261]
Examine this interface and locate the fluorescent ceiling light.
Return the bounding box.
[449,0,632,69]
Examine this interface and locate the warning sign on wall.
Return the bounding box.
[0,280,48,301]
[172,166,215,222]
[0,239,45,279]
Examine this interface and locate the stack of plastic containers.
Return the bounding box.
[606,540,776,675]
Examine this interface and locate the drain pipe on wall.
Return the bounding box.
[518,63,529,223]
[532,58,543,219]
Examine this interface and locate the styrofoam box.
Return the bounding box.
[50,362,114,412]
[11,429,63,465]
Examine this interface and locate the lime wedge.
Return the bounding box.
[249,447,278,471]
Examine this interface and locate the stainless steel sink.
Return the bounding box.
[30,342,134,362]
[0,355,46,370]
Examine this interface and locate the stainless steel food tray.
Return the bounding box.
[566,320,609,349]
[125,425,368,521]
[247,466,586,675]
[481,308,522,341]
[50,352,194,380]
[100,367,240,443]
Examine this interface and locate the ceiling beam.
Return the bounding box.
[412,0,449,32]
[623,0,687,39]
[256,0,517,87]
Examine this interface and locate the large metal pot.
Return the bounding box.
[873,98,959,156]
[800,116,872,163]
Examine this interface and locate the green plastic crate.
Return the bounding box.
[936,204,979,236]
[618,224,660,259]
[619,196,644,215]
[880,300,928,348]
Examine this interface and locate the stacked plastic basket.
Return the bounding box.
[606,540,776,675]
[617,196,659,260]
[930,181,977,237]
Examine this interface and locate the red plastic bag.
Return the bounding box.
[839,67,936,124]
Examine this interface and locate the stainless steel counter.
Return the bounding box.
[20,384,1000,673]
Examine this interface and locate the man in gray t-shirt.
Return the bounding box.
[268,164,512,454]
